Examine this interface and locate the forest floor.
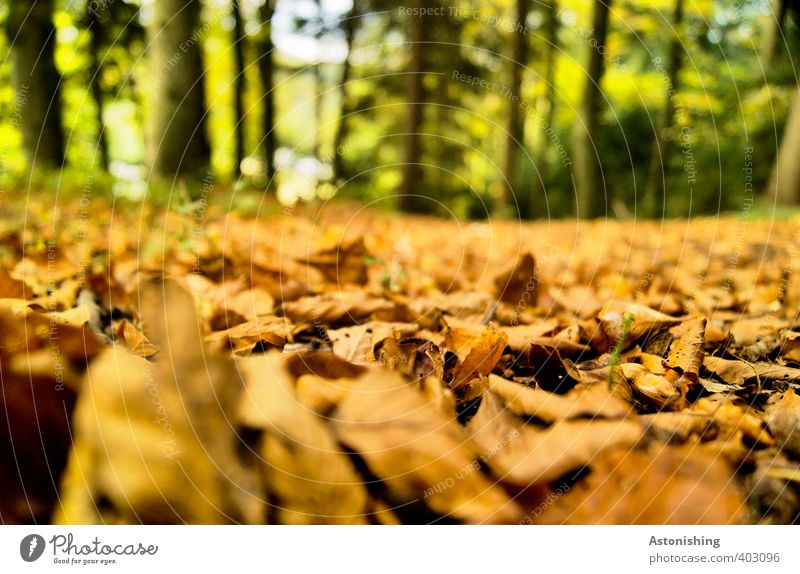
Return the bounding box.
[2,196,800,524]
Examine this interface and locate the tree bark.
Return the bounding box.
[768,88,800,205]
[87,5,109,171]
[147,0,210,177]
[233,0,246,177]
[573,0,612,219]
[257,1,276,186]
[499,0,530,217]
[762,0,789,63]
[529,0,560,219]
[645,0,684,219]
[332,1,360,183]
[399,0,428,213]
[314,0,325,163]
[6,0,65,169]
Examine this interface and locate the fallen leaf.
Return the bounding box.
[704,355,800,388]
[621,363,685,411]
[450,328,508,391]
[281,290,394,324]
[494,252,540,306]
[536,446,746,524]
[666,316,706,380]
[236,352,369,524]
[487,374,631,421]
[332,372,521,524]
[767,389,800,458]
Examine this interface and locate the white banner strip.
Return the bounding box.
[1,526,797,573]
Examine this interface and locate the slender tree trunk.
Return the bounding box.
[573,0,612,219]
[768,88,800,205]
[233,0,246,177]
[147,0,210,177]
[88,6,109,171]
[332,1,360,183]
[645,0,684,219]
[531,0,560,219]
[762,0,789,63]
[257,1,276,186]
[399,0,428,213]
[314,0,325,163]
[499,0,530,217]
[6,0,65,169]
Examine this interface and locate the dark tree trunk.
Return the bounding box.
[762,0,789,63]
[399,0,428,213]
[7,0,65,169]
[88,6,109,171]
[768,88,800,205]
[499,0,530,217]
[147,0,210,177]
[573,0,612,219]
[233,0,246,177]
[645,0,685,219]
[332,1,360,183]
[314,0,325,163]
[257,1,276,186]
[531,0,560,219]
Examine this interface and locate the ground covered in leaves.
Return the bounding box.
[2,197,800,524]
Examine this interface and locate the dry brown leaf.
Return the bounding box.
[466,392,642,487]
[747,450,800,524]
[779,331,800,363]
[767,389,800,458]
[487,374,631,421]
[695,396,774,447]
[0,268,28,298]
[641,411,711,441]
[115,319,158,359]
[704,355,800,388]
[332,373,521,524]
[450,328,508,391]
[621,363,686,411]
[56,280,261,524]
[327,321,417,364]
[205,315,294,354]
[666,316,706,380]
[494,252,540,306]
[489,419,643,486]
[497,320,560,352]
[236,352,369,524]
[281,290,394,324]
[536,446,746,524]
[595,301,685,352]
[303,236,370,286]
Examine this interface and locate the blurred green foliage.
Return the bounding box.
[0,0,797,218]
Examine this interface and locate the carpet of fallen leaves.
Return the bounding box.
[2,197,800,525]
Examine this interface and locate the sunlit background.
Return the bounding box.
[0,0,797,217]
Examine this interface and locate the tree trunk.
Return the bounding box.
[768,88,800,205]
[573,0,612,219]
[233,0,246,177]
[499,0,530,217]
[6,0,65,169]
[88,6,109,171]
[645,0,684,219]
[399,0,428,213]
[257,1,276,186]
[147,0,210,178]
[332,1,360,183]
[314,0,325,163]
[762,0,789,63]
[531,0,559,220]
